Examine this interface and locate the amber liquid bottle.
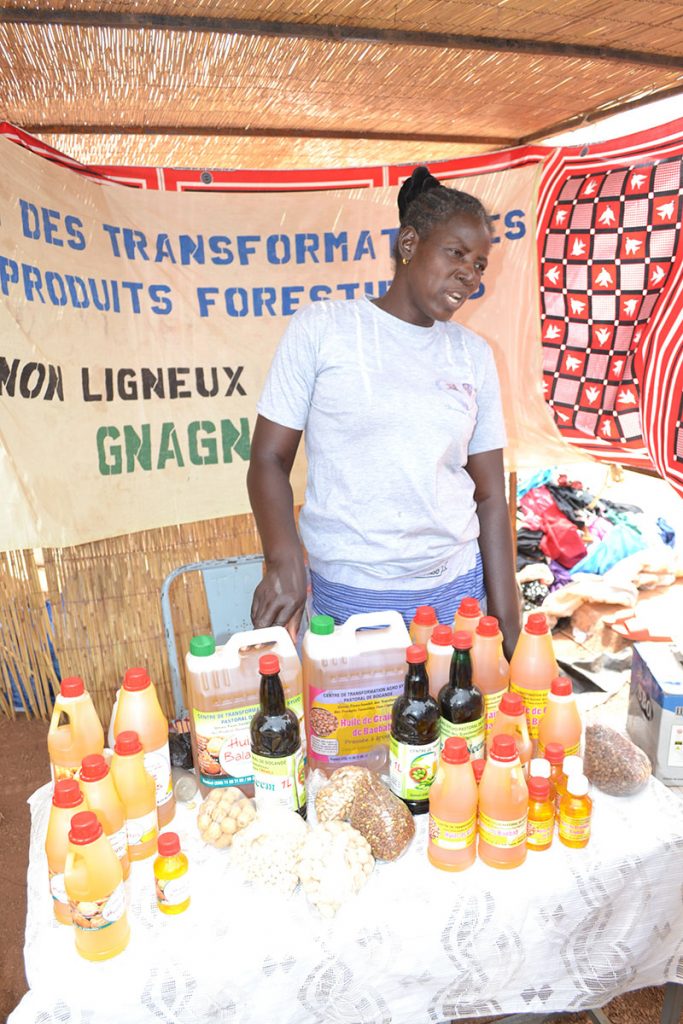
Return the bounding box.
[389,644,440,815]
[250,654,306,818]
[438,631,485,760]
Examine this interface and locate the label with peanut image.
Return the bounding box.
[70,881,126,930]
[308,681,404,764]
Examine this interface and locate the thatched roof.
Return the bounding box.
[1,0,682,168]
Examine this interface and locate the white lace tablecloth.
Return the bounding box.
[10,777,683,1024]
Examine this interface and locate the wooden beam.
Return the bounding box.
[2,9,683,70]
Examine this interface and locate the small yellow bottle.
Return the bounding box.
[154,832,190,915]
[526,776,554,851]
[558,773,592,848]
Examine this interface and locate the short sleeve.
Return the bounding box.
[468,340,507,455]
[256,307,319,430]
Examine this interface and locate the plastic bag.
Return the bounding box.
[349,772,415,861]
[583,724,651,796]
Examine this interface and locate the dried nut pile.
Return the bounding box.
[584,723,652,796]
[298,821,374,918]
[315,765,373,823]
[197,788,256,848]
[349,772,415,861]
[231,808,308,893]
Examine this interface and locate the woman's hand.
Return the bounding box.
[251,551,307,642]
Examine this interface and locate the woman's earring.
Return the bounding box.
[401,256,411,265]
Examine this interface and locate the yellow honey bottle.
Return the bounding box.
[526,776,554,851]
[558,773,592,848]
[154,832,190,915]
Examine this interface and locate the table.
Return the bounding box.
[9,774,683,1024]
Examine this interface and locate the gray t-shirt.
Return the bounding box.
[257,296,507,588]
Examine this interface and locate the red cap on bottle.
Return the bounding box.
[123,667,151,691]
[471,758,486,782]
[413,605,437,626]
[545,742,566,765]
[525,613,549,635]
[60,677,85,698]
[430,625,453,646]
[457,597,481,618]
[406,644,427,664]
[80,754,109,782]
[442,737,469,764]
[528,777,550,801]
[114,730,143,756]
[452,630,473,651]
[499,691,524,716]
[490,734,518,762]
[551,676,573,696]
[476,616,499,637]
[259,654,280,675]
[52,778,84,808]
[69,810,103,845]
[158,831,181,857]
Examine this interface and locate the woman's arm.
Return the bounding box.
[247,414,307,640]
[465,448,520,660]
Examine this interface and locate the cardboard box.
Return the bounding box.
[628,642,683,786]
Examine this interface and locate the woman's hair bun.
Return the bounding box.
[398,165,442,220]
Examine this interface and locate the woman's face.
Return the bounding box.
[398,213,491,327]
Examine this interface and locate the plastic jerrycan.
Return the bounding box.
[64,811,130,961]
[79,754,130,881]
[471,616,510,741]
[111,731,158,861]
[426,625,454,701]
[45,778,86,924]
[186,626,304,797]
[113,668,175,827]
[509,612,559,748]
[428,737,478,872]
[48,677,104,782]
[302,610,411,774]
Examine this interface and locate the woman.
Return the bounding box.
[247,166,520,658]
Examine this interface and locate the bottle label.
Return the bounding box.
[308,681,404,764]
[49,868,68,904]
[193,693,304,787]
[126,808,157,847]
[559,813,591,843]
[483,690,506,737]
[252,749,306,812]
[527,817,554,847]
[70,881,126,931]
[144,743,173,809]
[108,825,128,860]
[439,716,485,760]
[509,683,548,740]
[156,871,190,908]
[478,811,527,848]
[538,739,580,757]
[389,737,439,802]
[429,811,476,850]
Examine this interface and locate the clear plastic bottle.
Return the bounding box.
[471,615,510,741]
[250,654,306,817]
[409,605,438,647]
[428,737,478,871]
[110,730,158,861]
[558,773,592,848]
[113,667,175,827]
[64,811,129,960]
[79,754,130,881]
[526,776,554,851]
[509,612,559,748]
[438,631,485,760]
[544,742,566,813]
[45,778,85,924]
[537,677,582,758]
[489,691,532,774]
[47,677,104,782]
[154,832,190,915]
[554,754,584,814]
[426,625,454,701]
[528,756,555,804]
[478,733,528,869]
[453,596,482,636]
[389,645,440,815]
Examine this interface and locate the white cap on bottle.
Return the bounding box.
[566,773,590,797]
[563,755,583,776]
[529,757,551,778]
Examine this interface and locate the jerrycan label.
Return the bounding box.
[126,809,157,847]
[483,691,506,737]
[478,811,527,848]
[108,825,128,860]
[439,717,485,760]
[51,764,79,783]
[49,869,68,904]
[389,738,439,802]
[252,749,306,812]
[309,681,403,764]
[429,811,476,850]
[70,881,126,930]
[144,744,173,808]
[510,683,548,740]
[193,694,304,787]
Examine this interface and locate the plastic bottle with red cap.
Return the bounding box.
[426,625,454,701]
[47,676,104,782]
[471,615,510,743]
[250,654,306,817]
[45,778,85,924]
[79,754,130,880]
[509,612,559,749]
[453,596,483,637]
[537,676,582,758]
[409,605,438,647]
[526,776,554,851]
[113,667,175,827]
[489,691,532,775]
[428,736,478,871]
[389,645,440,815]
[110,730,158,860]
[437,631,485,760]
[154,832,190,915]
[478,733,529,869]
[64,810,130,960]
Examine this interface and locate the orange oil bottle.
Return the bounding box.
[489,691,532,774]
[526,776,554,851]
[428,737,478,871]
[509,612,559,749]
[538,677,582,758]
[409,605,438,647]
[113,667,175,827]
[45,778,85,924]
[110,730,158,860]
[471,615,510,743]
[544,742,566,812]
[528,756,555,804]
[426,625,454,701]
[47,677,104,782]
[453,596,482,636]
[64,810,129,960]
[558,773,592,848]
[554,754,583,816]
[79,754,130,881]
[478,733,528,869]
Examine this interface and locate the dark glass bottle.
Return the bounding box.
[389,644,440,815]
[438,630,485,760]
[250,654,306,818]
